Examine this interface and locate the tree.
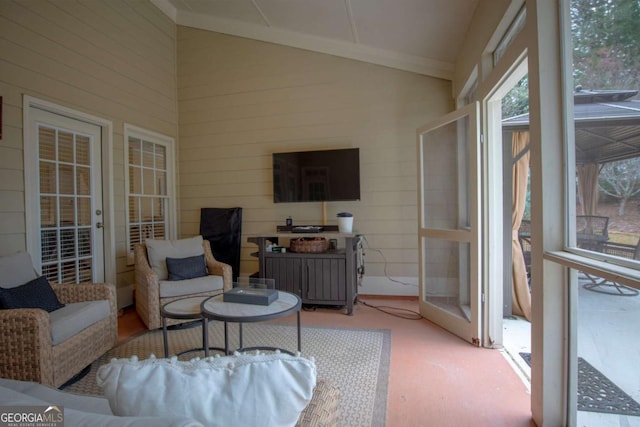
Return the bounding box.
[598,158,640,215]
[502,76,529,119]
[571,0,640,91]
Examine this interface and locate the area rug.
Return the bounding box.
[519,352,640,416]
[65,322,391,427]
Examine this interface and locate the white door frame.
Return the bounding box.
[23,96,115,285]
[481,57,529,348]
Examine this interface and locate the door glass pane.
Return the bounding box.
[61,260,77,284]
[78,228,92,257]
[41,230,58,262]
[58,131,74,163]
[569,1,640,422]
[39,127,56,160]
[77,197,91,226]
[575,268,640,424]
[77,166,90,195]
[38,124,95,284]
[58,164,74,194]
[40,196,57,227]
[422,238,471,321]
[78,259,92,283]
[570,0,640,260]
[60,197,75,225]
[76,135,90,165]
[39,162,56,193]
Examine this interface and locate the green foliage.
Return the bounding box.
[571,0,640,90]
[502,76,529,119]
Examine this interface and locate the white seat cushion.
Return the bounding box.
[145,236,204,281]
[97,353,317,427]
[158,275,224,298]
[49,300,111,345]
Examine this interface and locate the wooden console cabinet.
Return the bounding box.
[249,234,360,315]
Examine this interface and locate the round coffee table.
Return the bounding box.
[160,296,225,358]
[201,290,302,355]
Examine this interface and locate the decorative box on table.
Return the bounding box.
[223,288,278,305]
[224,277,278,306]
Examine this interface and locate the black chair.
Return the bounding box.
[576,215,609,252]
[582,238,639,296]
[200,207,243,281]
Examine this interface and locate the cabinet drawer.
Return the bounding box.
[264,257,303,296]
[305,258,346,302]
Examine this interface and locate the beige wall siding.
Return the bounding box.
[0,1,177,297]
[177,27,453,294]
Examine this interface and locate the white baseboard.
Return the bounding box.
[357,276,419,296]
[116,285,134,309]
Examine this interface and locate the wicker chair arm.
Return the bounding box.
[297,380,341,427]
[134,243,162,329]
[134,244,161,299]
[0,309,54,384]
[203,240,233,291]
[52,283,116,306]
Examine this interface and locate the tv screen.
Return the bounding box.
[273,148,360,203]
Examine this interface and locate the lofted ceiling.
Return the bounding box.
[151,0,479,80]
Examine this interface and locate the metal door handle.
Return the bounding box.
[96,222,104,229]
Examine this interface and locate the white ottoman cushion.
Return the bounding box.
[97,353,317,427]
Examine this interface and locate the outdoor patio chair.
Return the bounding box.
[576,215,610,252]
[601,239,640,260]
[582,238,640,296]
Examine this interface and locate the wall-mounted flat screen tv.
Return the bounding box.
[273,148,360,203]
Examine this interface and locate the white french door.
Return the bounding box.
[417,103,481,344]
[26,108,105,283]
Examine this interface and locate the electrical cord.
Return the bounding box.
[356,297,423,320]
[360,235,418,288]
[361,235,446,297]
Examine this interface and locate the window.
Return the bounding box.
[493,5,526,65]
[557,1,640,425]
[125,125,175,263]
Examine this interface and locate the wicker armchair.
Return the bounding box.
[135,239,233,330]
[0,282,117,388]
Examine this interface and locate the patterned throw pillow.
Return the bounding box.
[0,275,65,312]
[166,254,207,281]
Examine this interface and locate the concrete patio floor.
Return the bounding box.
[503,276,640,427]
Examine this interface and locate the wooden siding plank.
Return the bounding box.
[177,29,451,283]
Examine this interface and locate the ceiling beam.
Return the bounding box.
[151,0,454,80]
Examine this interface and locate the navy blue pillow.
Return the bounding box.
[166,254,207,281]
[0,275,65,312]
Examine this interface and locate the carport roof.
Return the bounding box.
[502,90,640,164]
